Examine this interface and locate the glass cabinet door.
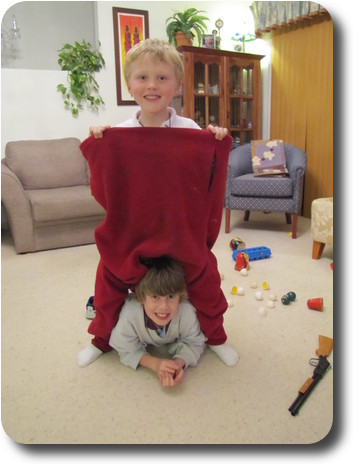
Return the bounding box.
[172,48,263,146]
[194,61,221,128]
[171,85,184,118]
[242,66,253,97]
[229,62,255,146]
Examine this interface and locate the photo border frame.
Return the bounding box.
[202,34,216,49]
[113,7,149,105]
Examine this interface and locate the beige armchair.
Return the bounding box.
[1,137,105,253]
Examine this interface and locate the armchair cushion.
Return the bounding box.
[5,138,88,190]
[229,173,293,198]
[26,186,105,223]
[251,139,288,176]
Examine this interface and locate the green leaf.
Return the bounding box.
[165,7,209,46]
[57,39,105,116]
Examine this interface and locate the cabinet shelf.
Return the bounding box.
[230,95,253,99]
[172,46,264,146]
[194,93,221,97]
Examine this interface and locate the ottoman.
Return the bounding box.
[311,197,333,259]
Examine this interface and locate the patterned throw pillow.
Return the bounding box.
[251,139,289,176]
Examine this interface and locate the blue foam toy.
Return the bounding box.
[232,246,271,261]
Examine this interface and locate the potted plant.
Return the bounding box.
[57,40,105,116]
[166,8,209,47]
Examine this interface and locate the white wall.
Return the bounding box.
[1,1,271,156]
[1,1,97,70]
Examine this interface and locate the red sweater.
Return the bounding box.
[80,128,231,286]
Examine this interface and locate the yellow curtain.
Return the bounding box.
[270,17,333,217]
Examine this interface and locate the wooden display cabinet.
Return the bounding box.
[173,46,264,146]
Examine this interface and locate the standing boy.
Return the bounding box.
[78,39,239,368]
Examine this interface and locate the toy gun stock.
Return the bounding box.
[289,335,333,416]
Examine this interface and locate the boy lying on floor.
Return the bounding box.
[109,256,206,388]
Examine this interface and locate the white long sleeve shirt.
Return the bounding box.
[109,296,207,370]
[116,107,201,129]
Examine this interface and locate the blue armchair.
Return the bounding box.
[224,143,307,238]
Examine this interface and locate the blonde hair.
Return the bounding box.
[124,38,184,84]
[135,257,187,302]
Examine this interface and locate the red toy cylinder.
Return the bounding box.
[307,297,323,311]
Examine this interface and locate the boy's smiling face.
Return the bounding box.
[143,294,180,327]
[127,54,181,124]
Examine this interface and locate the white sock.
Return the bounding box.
[77,345,103,368]
[208,343,239,366]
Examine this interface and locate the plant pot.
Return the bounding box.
[175,32,193,47]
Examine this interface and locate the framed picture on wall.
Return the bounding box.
[113,7,149,105]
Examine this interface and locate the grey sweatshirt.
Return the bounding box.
[109,297,207,369]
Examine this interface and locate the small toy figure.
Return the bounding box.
[281,291,296,305]
[234,252,250,271]
[229,237,246,251]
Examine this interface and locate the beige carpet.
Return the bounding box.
[1,210,333,444]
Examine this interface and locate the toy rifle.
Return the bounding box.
[289,335,333,416]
